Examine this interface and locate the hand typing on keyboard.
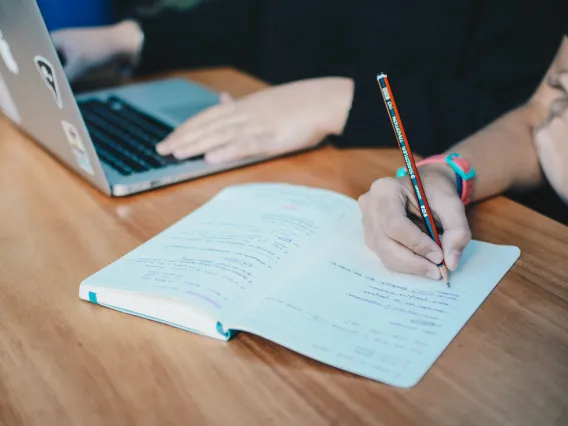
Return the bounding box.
[79,97,184,176]
[155,77,354,164]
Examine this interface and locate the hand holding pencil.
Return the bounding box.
[358,74,472,283]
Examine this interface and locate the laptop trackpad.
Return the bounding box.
[104,78,220,125]
[160,102,215,123]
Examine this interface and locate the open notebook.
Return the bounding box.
[80,183,520,387]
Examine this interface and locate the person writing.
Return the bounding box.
[51,0,567,164]
[358,31,568,281]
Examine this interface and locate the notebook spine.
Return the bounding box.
[216,322,235,340]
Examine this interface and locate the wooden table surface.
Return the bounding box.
[1,68,568,426]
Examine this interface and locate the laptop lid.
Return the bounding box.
[0,0,111,195]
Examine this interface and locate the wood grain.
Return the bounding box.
[1,68,568,426]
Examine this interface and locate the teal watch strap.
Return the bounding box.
[445,153,476,180]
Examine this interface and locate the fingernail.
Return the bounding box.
[156,143,168,154]
[172,150,189,160]
[205,153,220,164]
[207,152,229,165]
[448,250,462,271]
[425,251,443,264]
[426,267,441,280]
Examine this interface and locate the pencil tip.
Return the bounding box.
[440,265,450,287]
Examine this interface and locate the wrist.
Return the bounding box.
[418,163,458,191]
[109,20,144,66]
[320,77,354,136]
[396,153,476,205]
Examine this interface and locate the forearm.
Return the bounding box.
[323,74,542,200]
[320,75,543,202]
[112,20,145,69]
[450,37,568,203]
[322,77,354,137]
[335,72,536,156]
[445,102,545,202]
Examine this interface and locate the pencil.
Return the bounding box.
[376,73,450,286]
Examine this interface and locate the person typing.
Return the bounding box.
[51,0,567,164]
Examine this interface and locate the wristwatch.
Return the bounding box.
[396,153,476,205]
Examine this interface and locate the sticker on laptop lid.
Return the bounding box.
[61,120,94,175]
[0,70,21,123]
[0,30,19,75]
[34,55,62,109]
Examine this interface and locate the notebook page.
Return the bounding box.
[81,183,355,317]
[224,215,520,387]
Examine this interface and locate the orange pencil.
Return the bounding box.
[376,73,450,286]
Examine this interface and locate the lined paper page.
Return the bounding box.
[226,216,520,387]
[81,184,355,315]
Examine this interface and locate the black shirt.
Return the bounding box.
[136,0,567,157]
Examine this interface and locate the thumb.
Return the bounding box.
[431,195,472,271]
[219,92,235,104]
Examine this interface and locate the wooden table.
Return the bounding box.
[1,68,568,426]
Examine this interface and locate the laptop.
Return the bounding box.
[0,0,272,196]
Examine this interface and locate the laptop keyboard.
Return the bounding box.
[78,96,201,176]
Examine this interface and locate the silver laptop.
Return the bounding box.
[0,0,270,196]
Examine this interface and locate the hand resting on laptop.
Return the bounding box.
[51,22,355,165]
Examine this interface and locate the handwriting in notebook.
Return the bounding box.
[228,251,473,383]
[110,185,355,313]
[121,213,318,309]
[238,293,420,379]
[330,260,460,334]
